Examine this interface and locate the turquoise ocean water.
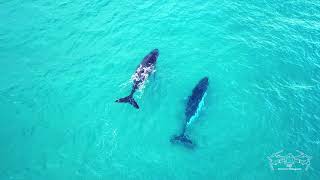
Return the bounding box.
[1,0,320,179]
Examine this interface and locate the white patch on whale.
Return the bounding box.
[130,64,155,92]
[187,92,207,126]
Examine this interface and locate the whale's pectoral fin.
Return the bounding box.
[152,69,157,81]
[181,97,188,104]
[115,95,139,109]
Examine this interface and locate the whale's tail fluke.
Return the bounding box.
[170,134,195,149]
[115,94,139,109]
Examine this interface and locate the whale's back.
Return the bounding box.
[185,77,209,124]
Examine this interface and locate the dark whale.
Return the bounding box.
[171,77,209,148]
[115,49,159,109]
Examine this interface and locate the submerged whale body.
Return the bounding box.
[115,49,159,109]
[171,77,209,148]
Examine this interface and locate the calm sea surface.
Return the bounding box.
[1,0,320,179]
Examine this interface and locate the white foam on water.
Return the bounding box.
[118,80,132,90]
[130,65,155,95]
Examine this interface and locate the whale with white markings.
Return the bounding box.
[115,49,159,109]
[171,77,209,148]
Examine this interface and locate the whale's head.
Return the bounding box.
[199,77,209,86]
[148,49,159,64]
[152,48,159,56]
[196,77,209,91]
